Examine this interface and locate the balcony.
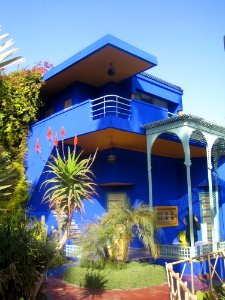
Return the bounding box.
[91,95,132,120]
[34,95,169,140]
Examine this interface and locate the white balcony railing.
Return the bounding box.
[91,95,131,120]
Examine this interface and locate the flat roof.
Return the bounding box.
[42,34,158,95]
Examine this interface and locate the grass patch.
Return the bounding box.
[64,262,167,290]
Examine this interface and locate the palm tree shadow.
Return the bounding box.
[80,270,108,299]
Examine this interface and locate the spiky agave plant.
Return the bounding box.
[42,143,97,250]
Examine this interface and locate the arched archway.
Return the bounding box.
[145,115,225,257]
[148,131,185,245]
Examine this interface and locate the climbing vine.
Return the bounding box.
[0,67,44,208]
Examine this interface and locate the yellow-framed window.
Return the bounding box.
[155,206,178,227]
[107,192,127,211]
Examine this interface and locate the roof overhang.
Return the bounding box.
[42,35,158,95]
[144,114,225,138]
[144,114,225,156]
[65,128,208,158]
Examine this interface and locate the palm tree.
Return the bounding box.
[80,204,158,265]
[42,145,97,249]
[0,28,24,70]
[103,204,158,261]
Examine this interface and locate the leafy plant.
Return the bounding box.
[80,204,157,266]
[79,220,111,269]
[40,130,97,249]
[0,211,56,299]
[0,68,44,208]
[0,146,17,208]
[214,285,225,299]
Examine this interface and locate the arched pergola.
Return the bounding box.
[145,114,225,252]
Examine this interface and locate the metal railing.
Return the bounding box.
[91,95,131,120]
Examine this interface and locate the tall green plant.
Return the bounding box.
[0,212,55,299]
[41,130,97,249]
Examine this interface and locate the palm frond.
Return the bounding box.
[0,28,24,70]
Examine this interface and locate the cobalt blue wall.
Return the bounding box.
[41,81,97,117]
[28,145,211,246]
[27,135,225,248]
[27,97,169,196]
[151,154,220,245]
[40,72,183,119]
[133,74,183,114]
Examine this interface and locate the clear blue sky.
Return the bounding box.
[2,0,225,125]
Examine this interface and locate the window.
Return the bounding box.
[45,107,54,118]
[199,191,216,242]
[107,193,127,211]
[155,206,178,227]
[64,98,72,109]
[136,91,168,110]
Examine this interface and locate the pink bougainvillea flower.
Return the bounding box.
[61,126,65,138]
[73,136,78,147]
[47,127,53,140]
[53,133,58,147]
[35,138,41,153]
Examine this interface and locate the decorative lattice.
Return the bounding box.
[218,241,225,250]
[65,245,81,258]
[160,243,214,259]
[159,245,191,259]
[195,243,213,256]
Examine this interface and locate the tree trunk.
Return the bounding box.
[56,213,73,250]
[56,229,68,250]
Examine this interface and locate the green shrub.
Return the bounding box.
[0,68,44,209]
[0,211,56,299]
[64,262,167,290]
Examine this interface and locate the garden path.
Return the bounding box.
[43,276,170,300]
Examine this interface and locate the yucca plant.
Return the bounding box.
[40,128,97,250]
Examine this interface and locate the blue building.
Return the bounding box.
[27,35,225,260]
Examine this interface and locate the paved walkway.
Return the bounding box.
[42,277,170,300]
